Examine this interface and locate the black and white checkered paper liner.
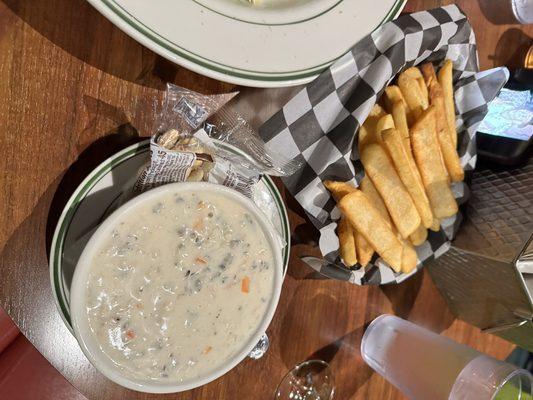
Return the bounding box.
[259,5,509,285]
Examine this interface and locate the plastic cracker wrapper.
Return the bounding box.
[133,84,302,198]
[258,5,509,285]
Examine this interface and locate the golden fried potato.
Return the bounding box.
[401,239,418,273]
[360,176,391,226]
[410,107,458,219]
[357,176,391,265]
[391,101,412,155]
[375,114,395,143]
[339,191,403,272]
[429,215,440,232]
[422,63,464,182]
[438,60,457,149]
[355,231,374,267]
[398,68,429,124]
[324,180,357,202]
[324,180,360,265]
[383,85,407,113]
[382,128,434,228]
[337,216,357,266]
[359,104,387,151]
[409,224,428,246]
[369,103,386,118]
[403,67,429,109]
[361,144,421,238]
[390,100,429,196]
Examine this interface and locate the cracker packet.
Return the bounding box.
[133,84,302,198]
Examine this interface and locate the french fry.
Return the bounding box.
[409,224,428,246]
[421,63,464,182]
[355,232,374,267]
[429,215,440,232]
[360,176,391,225]
[420,63,450,180]
[391,101,412,155]
[401,239,418,273]
[360,144,421,238]
[398,69,429,124]
[359,104,387,150]
[369,103,386,118]
[324,180,357,201]
[337,216,357,266]
[410,107,458,218]
[438,60,457,149]
[357,176,389,264]
[390,100,429,202]
[403,67,423,79]
[357,175,390,265]
[382,128,434,228]
[418,78,429,107]
[398,75,421,124]
[383,85,407,112]
[324,180,360,266]
[339,191,403,272]
[374,114,395,143]
[403,67,429,109]
[358,124,374,151]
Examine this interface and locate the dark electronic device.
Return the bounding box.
[476,68,533,165]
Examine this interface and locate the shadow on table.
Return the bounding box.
[381,269,456,334]
[380,271,424,320]
[278,281,376,398]
[44,98,155,297]
[1,0,233,93]
[45,100,143,259]
[0,175,64,323]
[308,326,375,399]
[279,284,348,367]
[282,188,329,280]
[490,27,532,69]
[477,0,520,25]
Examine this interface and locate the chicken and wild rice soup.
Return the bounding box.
[84,190,276,383]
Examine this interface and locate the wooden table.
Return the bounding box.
[1,0,531,398]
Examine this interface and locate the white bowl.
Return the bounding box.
[70,182,283,393]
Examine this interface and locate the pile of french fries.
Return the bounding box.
[325,60,464,274]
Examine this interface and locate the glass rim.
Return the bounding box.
[293,359,331,371]
[360,314,393,356]
[274,359,334,400]
[490,367,533,400]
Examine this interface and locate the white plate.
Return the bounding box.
[86,0,406,87]
[49,140,290,332]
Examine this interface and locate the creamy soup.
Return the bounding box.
[84,190,276,383]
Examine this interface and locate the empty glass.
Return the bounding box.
[361,315,532,400]
[274,360,335,400]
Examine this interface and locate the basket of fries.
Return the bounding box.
[259,5,509,285]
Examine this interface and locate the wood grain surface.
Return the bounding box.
[0,0,531,399]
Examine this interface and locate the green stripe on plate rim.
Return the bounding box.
[97,0,406,81]
[191,0,344,27]
[50,140,290,328]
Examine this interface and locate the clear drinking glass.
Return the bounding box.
[512,0,533,24]
[274,360,335,400]
[361,315,533,400]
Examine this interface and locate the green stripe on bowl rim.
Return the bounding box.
[93,0,406,82]
[49,140,290,330]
